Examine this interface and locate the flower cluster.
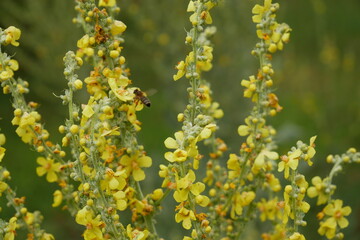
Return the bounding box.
[0,0,359,240]
[0,131,54,240]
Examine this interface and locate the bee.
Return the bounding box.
[134,89,151,107]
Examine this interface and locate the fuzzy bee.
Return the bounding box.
[133,89,151,107]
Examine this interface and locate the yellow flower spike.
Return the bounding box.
[36,157,61,183]
[52,190,63,207]
[99,0,116,7]
[111,20,127,36]
[4,26,21,46]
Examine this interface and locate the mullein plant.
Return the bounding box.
[0,0,359,240]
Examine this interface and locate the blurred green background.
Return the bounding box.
[0,0,360,239]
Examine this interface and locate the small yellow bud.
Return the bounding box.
[37,146,45,153]
[119,56,126,64]
[326,154,334,163]
[269,109,277,116]
[348,147,356,153]
[268,43,277,53]
[285,185,292,193]
[223,183,230,190]
[262,65,270,74]
[0,134,5,145]
[74,79,83,90]
[177,113,185,122]
[80,152,87,162]
[87,199,94,206]
[209,188,216,197]
[83,183,90,192]
[58,125,65,134]
[20,207,27,214]
[266,79,273,87]
[113,214,120,221]
[3,85,11,94]
[62,136,69,147]
[75,57,83,66]
[70,125,79,134]
[85,16,91,22]
[14,108,22,116]
[185,36,192,43]
[2,170,10,178]
[59,151,66,157]
[205,226,212,233]
[226,225,233,232]
[89,37,95,45]
[87,11,94,17]
[151,189,164,201]
[343,156,350,163]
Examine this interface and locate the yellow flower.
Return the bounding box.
[126,224,149,240]
[323,199,351,229]
[4,26,21,46]
[36,157,61,183]
[257,197,282,221]
[99,0,116,7]
[304,136,317,166]
[227,154,241,179]
[40,233,55,240]
[289,232,306,240]
[113,190,127,211]
[252,149,279,174]
[231,191,256,219]
[108,78,134,102]
[75,207,104,240]
[307,176,329,205]
[52,190,63,207]
[111,20,127,36]
[278,149,302,179]
[173,170,206,203]
[120,152,152,181]
[0,181,8,196]
[252,0,273,23]
[175,207,196,230]
[318,219,336,239]
[173,61,186,81]
[4,217,18,240]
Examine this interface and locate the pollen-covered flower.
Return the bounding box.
[120,152,152,181]
[36,157,61,183]
[278,149,302,179]
[3,26,21,46]
[175,206,196,230]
